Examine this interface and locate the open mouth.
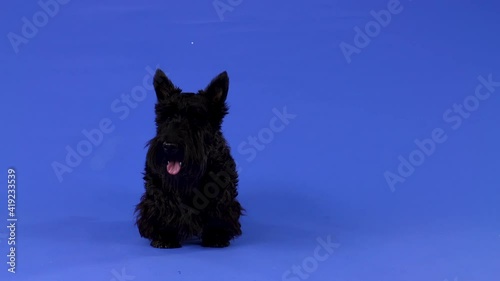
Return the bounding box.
[167,160,182,175]
[162,142,184,175]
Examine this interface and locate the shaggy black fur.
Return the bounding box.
[134,69,243,248]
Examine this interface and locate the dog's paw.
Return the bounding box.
[201,239,230,248]
[150,240,181,249]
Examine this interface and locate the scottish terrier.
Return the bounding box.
[134,69,243,248]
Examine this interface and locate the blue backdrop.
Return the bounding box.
[1,0,499,280]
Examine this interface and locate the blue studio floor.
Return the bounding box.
[1,0,500,280]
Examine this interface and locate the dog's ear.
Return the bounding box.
[203,71,229,104]
[153,69,177,101]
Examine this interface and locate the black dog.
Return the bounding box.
[134,69,243,248]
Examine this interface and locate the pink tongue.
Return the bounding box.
[167,161,181,175]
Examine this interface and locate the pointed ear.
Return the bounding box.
[153,69,178,101]
[203,71,229,104]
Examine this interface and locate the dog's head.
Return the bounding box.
[146,69,230,179]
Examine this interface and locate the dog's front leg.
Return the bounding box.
[135,189,182,249]
[201,194,243,248]
[149,225,182,249]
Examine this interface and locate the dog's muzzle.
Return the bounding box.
[162,142,183,175]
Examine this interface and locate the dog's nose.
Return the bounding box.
[162,142,177,152]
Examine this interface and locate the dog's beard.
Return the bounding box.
[146,134,208,185]
[174,144,207,180]
[179,130,208,180]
